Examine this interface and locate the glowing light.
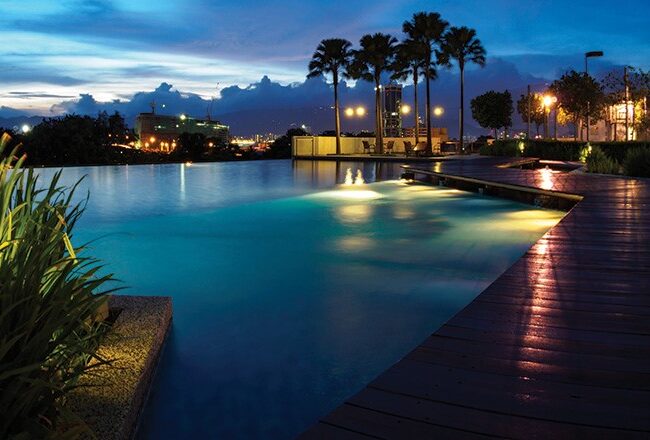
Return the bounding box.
[344,107,354,117]
[180,114,187,121]
[401,104,411,115]
[433,106,444,117]
[149,136,156,143]
[355,106,366,117]
[185,161,192,166]
[314,190,383,201]
[20,124,31,133]
[208,142,214,147]
[542,95,557,108]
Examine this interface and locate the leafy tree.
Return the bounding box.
[438,26,486,152]
[307,39,353,155]
[549,71,605,140]
[176,132,206,160]
[349,33,397,153]
[516,93,546,136]
[471,90,513,138]
[267,127,309,159]
[402,12,448,153]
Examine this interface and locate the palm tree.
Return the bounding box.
[438,26,486,153]
[349,33,397,154]
[392,39,436,147]
[403,12,448,154]
[307,38,353,155]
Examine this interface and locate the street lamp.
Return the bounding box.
[344,107,355,118]
[355,106,366,117]
[433,106,444,117]
[542,95,557,138]
[400,104,411,115]
[21,124,31,134]
[585,51,603,142]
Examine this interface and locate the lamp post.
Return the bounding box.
[585,51,604,142]
[542,95,556,139]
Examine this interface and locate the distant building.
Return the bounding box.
[135,113,229,152]
[383,84,402,137]
[402,126,449,142]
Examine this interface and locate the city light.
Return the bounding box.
[433,106,444,117]
[21,124,31,133]
[149,136,156,143]
[180,114,187,121]
[401,104,411,115]
[355,106,366,117]
[345,107,355,117]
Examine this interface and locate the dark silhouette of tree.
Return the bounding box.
[267,127,309,159]
[550,71,604,140]
[471,90,513,138]
[438,26,486,152]
[402,12,448,153]
[391,38,435,146]
[176,132,207,160]
[307,39,353,155]
[516,93,546,136]
[349,33,397,153]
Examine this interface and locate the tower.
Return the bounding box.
[383,84,402,137]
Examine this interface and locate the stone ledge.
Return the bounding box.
[66,295,172,440]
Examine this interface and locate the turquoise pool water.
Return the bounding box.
[38,160,563,439]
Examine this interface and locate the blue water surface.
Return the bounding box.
[36,160,563,439]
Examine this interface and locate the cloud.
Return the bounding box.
[1,56,554,136]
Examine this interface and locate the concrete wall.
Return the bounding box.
[292,136,443,156]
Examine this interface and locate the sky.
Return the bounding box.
[1,0,649,135]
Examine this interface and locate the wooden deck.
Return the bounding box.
[300,157,650,439]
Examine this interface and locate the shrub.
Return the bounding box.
[0,134,115,438]
[479,139,521,157]
[622,147,650,178]
[524,140,586,161]
[586,146,620,175]
[596,141,650,164]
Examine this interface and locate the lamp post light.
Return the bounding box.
[585,51,604,143]
[433,106,444,117]
[542,95,557,139]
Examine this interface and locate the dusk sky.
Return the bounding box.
[2,0,649,134]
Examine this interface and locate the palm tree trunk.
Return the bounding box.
[459,65,465,154]
[413,70,420,146]
[425,64,432,154]
[375,79,382,154]
[333,73,341,155]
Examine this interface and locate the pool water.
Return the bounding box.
[38,160,564,439]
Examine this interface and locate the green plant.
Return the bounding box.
[622,147,650,178]
[0,134,115,438]
[586,146,620,175]
[479,139,520,157]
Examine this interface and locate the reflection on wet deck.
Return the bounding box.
[301,157,650,439]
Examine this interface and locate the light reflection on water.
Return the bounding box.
[32,160,564,439]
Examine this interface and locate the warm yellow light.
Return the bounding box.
[344,107,354,117]
[355,106,366,117]
[149,136,156,143]
[185,161,192,166]
[401,104,411,115]
[144,142,150,148]
[542,95,556,107]
[180,114,187,121]
[208,142,214,147]
[433,106,444,117]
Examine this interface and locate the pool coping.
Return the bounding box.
[65,295,172,440]
[300,156,650,438]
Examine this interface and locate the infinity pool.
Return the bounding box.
[40,160,564,439]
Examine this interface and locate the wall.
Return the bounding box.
[292,136,443,156]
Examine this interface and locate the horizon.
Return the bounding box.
[2,0,649,136]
